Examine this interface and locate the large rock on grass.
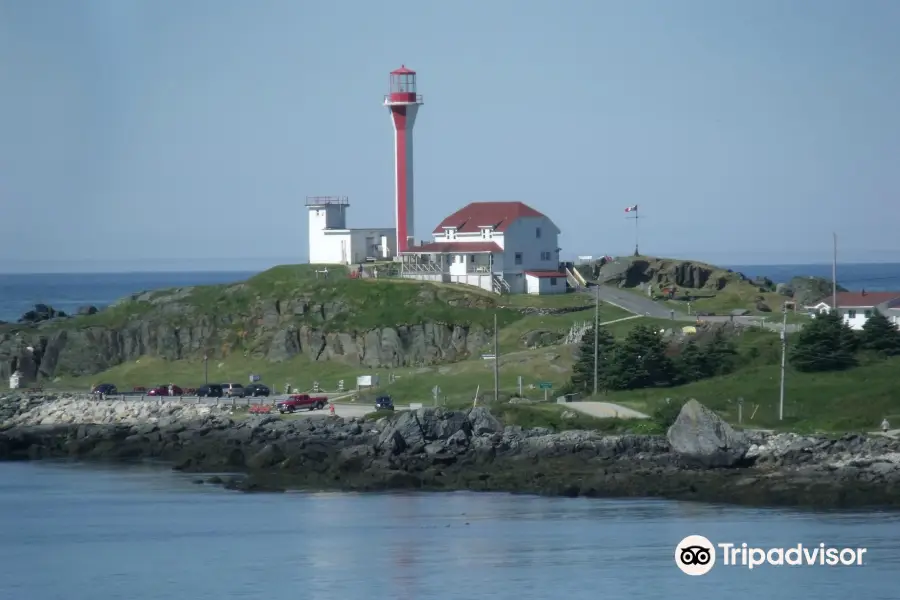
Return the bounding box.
[667,399,749,467]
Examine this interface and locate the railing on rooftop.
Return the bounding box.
[383,94,424,105]
[306,196,349,206]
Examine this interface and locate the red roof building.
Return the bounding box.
[808,290,900,331]
[813,291,900,308]
[431,201,546,234]
[400,201,565,296]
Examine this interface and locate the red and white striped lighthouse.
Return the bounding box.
[384,65,424,254]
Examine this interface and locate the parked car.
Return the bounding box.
[277,394,328,413]
[374,395,394,411]
[197,384,224,398]
[221,383,245,397]
[244,383,270,397]
[147,385,184,396]
[91,383,118,396]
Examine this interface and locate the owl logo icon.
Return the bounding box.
[675,535,716,576]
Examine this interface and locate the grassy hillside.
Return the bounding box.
[52,317,777,401]
[607,357,900,433]
[33,264,517,333]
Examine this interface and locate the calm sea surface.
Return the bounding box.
[0,271,255,322]
[0,462,898,600]
[1,264,900,323]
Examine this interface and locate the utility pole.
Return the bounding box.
[832,232,838,311]
[593,285,600,396]
[203,353,209,385]
[779,304,787,421]
[493,312,500,404]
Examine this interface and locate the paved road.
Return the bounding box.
[583,285,678,319]
[53,391,359,406]
[580,286,802,333]
[870,429,900,439]
[564,401,650,420]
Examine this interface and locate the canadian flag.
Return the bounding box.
[624,205,638,213]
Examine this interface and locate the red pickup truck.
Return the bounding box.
[277,394,329,413]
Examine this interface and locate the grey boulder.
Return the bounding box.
[667,399,749,467]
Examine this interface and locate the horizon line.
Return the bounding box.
[3,260,900,277]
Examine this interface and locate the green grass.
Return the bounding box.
[365,402,650,433]
[500,292,594,309]
[496,306,633,353]
[41,305,900,434]
[50,344,577,405]
[760,311,813,326]
[487,403,643,432]
[364,409,397,420]
[50,315,779,404]
[605,356,900,433]
[14,264,525,336]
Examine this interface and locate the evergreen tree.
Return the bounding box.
[789,311,858,372]
[569,326,616,393]
[702,329,739,376]
[860,311,900,356]
[675,341,708,384]
[605,324,675,390]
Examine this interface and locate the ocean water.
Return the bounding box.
[0,462,897,600]
[726,263,900,292]
[0,271,255,322]
[1,264,900,323]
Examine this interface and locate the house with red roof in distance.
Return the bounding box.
[807,290,900,330]
[399,201,566,295]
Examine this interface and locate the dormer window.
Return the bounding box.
[444,227,457,240]
[480,226,493,239]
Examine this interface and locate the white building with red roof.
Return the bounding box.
[807,291,900,330]
[399,201,566,295]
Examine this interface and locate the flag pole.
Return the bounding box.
[625,205,640,256]
[633,207,639,256]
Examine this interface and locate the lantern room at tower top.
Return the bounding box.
[384,65,423,105]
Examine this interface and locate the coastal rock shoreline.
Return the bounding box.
[2,394,899,510]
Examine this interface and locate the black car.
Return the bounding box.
[91,383,117,396]
[245,383,270,397]
[374,395,394,411]
[197,384,224,398]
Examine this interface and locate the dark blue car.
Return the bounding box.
[375,395,394,411]
[91,383,117,396]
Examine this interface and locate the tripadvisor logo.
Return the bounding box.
[674,535,867,575]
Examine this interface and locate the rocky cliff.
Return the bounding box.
[779,276,848,306]
[2,394,899,509]
[586,257,846,307]
[588,256,772,291]
[0,266,511,382]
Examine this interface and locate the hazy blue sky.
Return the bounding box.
[2,0,899,272]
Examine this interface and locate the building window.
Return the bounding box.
[550,277,558,286]
[540,251,551,261]
[848,310,856,319]
[864,310,872,318]
[536,227,542,238]
[470,255,476,262]
[515,252,523,265]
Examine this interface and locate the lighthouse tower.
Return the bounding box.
[384,65,424,254]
